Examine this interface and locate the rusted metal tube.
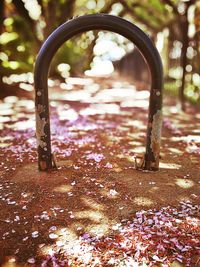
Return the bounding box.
[34,14,163,171]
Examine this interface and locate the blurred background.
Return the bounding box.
[0,0,200,109]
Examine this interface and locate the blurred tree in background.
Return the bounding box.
[0,0,199,107]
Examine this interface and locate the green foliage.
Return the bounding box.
[0,0,199,106]
[0,0,106,77]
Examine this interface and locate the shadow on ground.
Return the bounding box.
[0,76,199,266]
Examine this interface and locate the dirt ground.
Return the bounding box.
[0,76,199,266]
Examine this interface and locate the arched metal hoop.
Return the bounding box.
[34,14,163,171]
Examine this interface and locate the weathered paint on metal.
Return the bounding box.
[35,104,49,171]
[35,104,47,149]
[150,109,162,169]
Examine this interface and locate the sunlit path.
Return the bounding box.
[0,75,199,266]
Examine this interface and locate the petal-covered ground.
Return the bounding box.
[0,75,199,266]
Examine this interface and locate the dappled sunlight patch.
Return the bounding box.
[160,162,181,169]
[0,107,14,116]
[129,146,145,154]
[93,87,136,103]
[129,140,144,146]
[60,82,74,90]
[4,96,19,103]
[133,197,154,206]
[66,77,93,86]
[73,210,106,223]
[84,83,100,94]
[0,116,11,123]
[125,120,146,130]
[0,143,10,148]
[85,60,114,77]
[51,90,92,102]
[191,129,200,135]
[16,99,35,110]
[121,99,149,108]
[134,90,150,99]
[122,155,135,163]
[0,102,13,110]
[34,202,199,266]
[86,223,110,237]
[117,125,130,132]
[55,227,77,243]
[81,196,105,211]
[176,112,194,122]
[80,103,120,115]
[112,167,123,173]
[12,120,35,130]
[58,108,78,121]
[19,82,34,91]
[0,76,200,265]
[170,135,200,143]
[3,72,33,85]
[195,113,200,119]
[128,132,145,139]
[148,186,159,193]
[175,178,195,189]
[168,147,183,154]
[116,153,128,159]
[53,184,73,193]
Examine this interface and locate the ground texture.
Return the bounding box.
[0,76,199,266]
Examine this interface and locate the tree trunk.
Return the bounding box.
[179,5,190,111]
[0,0,5,89]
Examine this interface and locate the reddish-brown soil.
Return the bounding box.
[0,76,199,266]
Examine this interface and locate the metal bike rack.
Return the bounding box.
[34,14,163,171]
